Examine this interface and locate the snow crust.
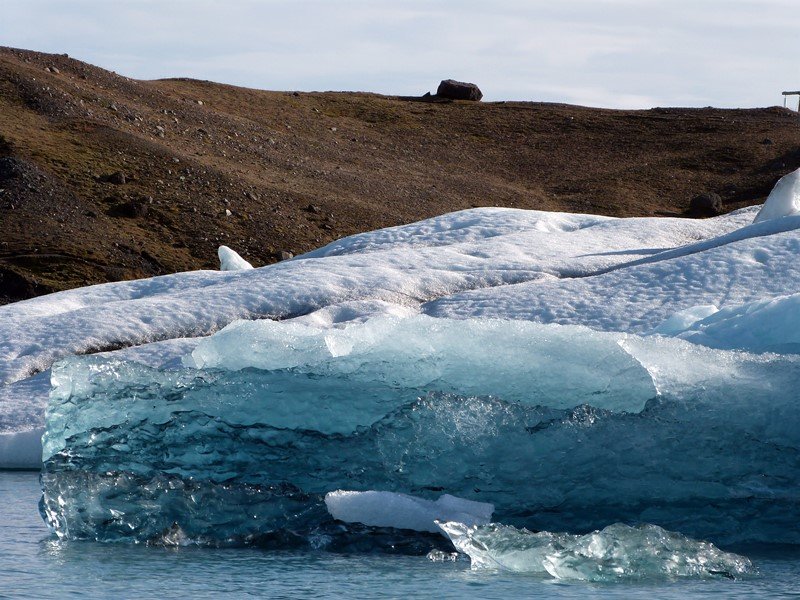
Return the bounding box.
[652,293,800,353]
[424,217,800,330]
[325,491,493,533]
[0,206,757,387]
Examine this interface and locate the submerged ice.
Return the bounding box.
[40,315,800,549]
[438,522,754,581]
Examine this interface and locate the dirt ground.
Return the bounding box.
[1,46,799,303]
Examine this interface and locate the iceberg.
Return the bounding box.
[5,199,799,471]
[438,521,754,581]
[39,315,800,546]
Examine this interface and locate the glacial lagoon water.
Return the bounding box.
[4,472,800,599]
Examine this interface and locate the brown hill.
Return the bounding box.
[1,46,799,304]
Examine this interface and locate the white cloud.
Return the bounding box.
[0,0,798,108]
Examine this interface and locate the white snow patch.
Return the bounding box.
[650,305,719,336]
[754,168,800,223]
[657,293,800,353]
[218,246,254,271]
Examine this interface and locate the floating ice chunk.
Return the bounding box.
[325,490,493,533]
[438,521,754,581]
[754,168,800,223]
[218,245,254,271]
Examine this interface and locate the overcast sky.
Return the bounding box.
[2,0,799,109]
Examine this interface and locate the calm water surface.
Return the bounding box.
[2,472,799,599]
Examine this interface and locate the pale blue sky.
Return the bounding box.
[2,0,798,108]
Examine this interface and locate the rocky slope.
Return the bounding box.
[1,46,799,303]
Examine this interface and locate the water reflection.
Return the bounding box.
[4,472,800,600]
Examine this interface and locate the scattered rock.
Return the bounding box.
[105,171,127,185]
[196,100,204,105]
[0,157,23,181]
[0,267,48,303]
[399,91,453,104]
[689,192,723,217]
[109,198,148,218]
[277,250,294,261]
[761,138,773,145]
[225,208,232,217]
[0,134,13,157]
[305,204,322,214]
[436,79,483,101]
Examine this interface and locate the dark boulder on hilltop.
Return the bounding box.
[437,79,483,101]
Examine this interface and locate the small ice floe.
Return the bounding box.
[438,521,755,581]
[217,245,254,271]
[324,490,493,534]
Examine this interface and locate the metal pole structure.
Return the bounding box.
[782,91,800,111]
[781,90,800,112]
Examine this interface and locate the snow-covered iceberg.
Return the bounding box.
[4,201,795,471]
[4,169,800,568]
